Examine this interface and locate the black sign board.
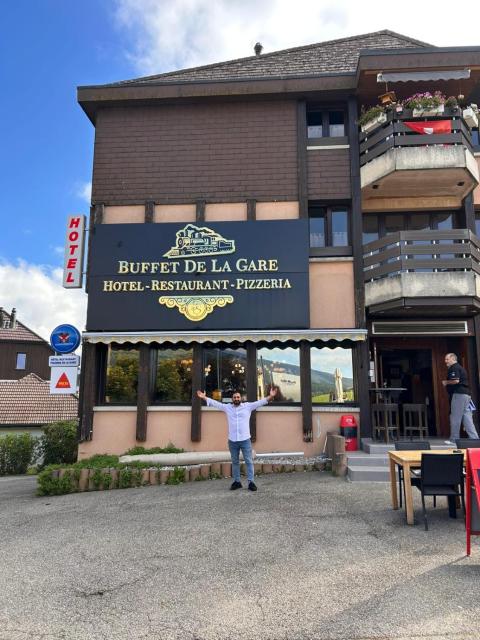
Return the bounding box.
[87,219,309,331]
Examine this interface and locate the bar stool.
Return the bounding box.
[371,403,400,442]
[402,403,428,440]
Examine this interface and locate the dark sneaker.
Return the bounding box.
[248,481,257,492]
[230,481,242,490]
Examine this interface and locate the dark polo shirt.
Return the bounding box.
[447,362,470,396]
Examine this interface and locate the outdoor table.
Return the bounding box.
[388,449,466,525]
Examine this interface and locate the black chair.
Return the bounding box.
[455,439,480,449]
[413,453,465,531]
[394,441,431,509]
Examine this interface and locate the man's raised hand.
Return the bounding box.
[196,390,207,400]
[268,386,278,401]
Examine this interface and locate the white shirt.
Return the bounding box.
[206,397,269,441]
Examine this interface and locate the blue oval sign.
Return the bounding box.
[50,324,81,354]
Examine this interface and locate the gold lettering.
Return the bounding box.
[118,261,129,274]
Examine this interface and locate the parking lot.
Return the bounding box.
[0,472,479,640]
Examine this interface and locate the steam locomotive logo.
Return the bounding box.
[164,224,236,259]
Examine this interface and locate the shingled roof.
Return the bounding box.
[110,30,432,87]
[0,374,78,426]
[0,308,48,344]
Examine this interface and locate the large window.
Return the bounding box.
[307,110,345,138]
[155,348,193,403]
[310,347,354,404]
[256,347,301,403]
[363,211,459,245]
[309,205,350,249]
[203,348,247,402]
[105,345,139,404]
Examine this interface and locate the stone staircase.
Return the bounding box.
[347,439,452,482]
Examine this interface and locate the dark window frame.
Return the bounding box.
[309,202,352,257]
[306,105,348,143]
[362,210,461,245]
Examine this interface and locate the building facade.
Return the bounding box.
[76,30,480,458]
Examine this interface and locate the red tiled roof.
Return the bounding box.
[0,309,49,344]
[0,373,78,425]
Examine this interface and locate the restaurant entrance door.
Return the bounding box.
[373,336,472,438]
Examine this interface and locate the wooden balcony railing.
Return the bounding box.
[363,229,480,283]
[359,111,473,167]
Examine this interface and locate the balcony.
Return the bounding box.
[359,112,479,209]
[363,229,480,316]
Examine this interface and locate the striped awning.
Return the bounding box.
[83,329,367,345]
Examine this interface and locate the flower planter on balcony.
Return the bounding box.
[412,104,445,117]
[463,107,478,129]
[360,112,387,134]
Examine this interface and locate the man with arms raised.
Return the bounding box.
[196,387,277,491]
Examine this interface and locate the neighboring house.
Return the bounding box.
[0,308,53,380]
[0,373,78,437]
[76,29,480,457]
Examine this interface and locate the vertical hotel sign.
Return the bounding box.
[63,215,86,288]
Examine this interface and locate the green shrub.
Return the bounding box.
[75,454,120,469]
[37,467,80,495]
[0,433,37,475]
[39,420,78,467]
[124,443,184,455]
[118,467,133,489]
[166,466,185,485]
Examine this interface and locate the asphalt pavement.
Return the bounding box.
[0,472,479,640]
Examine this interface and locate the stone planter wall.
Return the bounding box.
[38,461,328,495]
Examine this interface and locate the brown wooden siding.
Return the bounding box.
[0,342,53,380]
[307,149,351,200]
[92,101,298,204]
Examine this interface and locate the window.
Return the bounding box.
[309,205,350,250]
[257,347,301,403]
[362,211,460,243]
[307,110,345,138]
[105,345,139,404]
[203,347,247,402]
[310,347,355,404]
[472,127,479,148]
[15,353,26,370]
[155,348,193,403]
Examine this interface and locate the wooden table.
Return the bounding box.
[388,449,466,525]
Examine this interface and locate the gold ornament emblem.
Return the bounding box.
[159,295,234,321]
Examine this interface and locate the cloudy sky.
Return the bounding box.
[2,0,480,339]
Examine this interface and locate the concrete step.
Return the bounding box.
[346,452,389,467]
[360,438,453,454]
[347,465,390,482]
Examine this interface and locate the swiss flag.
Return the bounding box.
[55,373,71,389]
[404,120,451,135]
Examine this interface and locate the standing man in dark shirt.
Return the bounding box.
[442,353,479,445]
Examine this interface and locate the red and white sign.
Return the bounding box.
[63,215,86,288]
[49,366,78,394]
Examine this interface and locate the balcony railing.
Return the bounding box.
[363,229,480,283]
[359,111,473,167]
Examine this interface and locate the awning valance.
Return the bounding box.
[377,69,470,83]
[83,329,367,345]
